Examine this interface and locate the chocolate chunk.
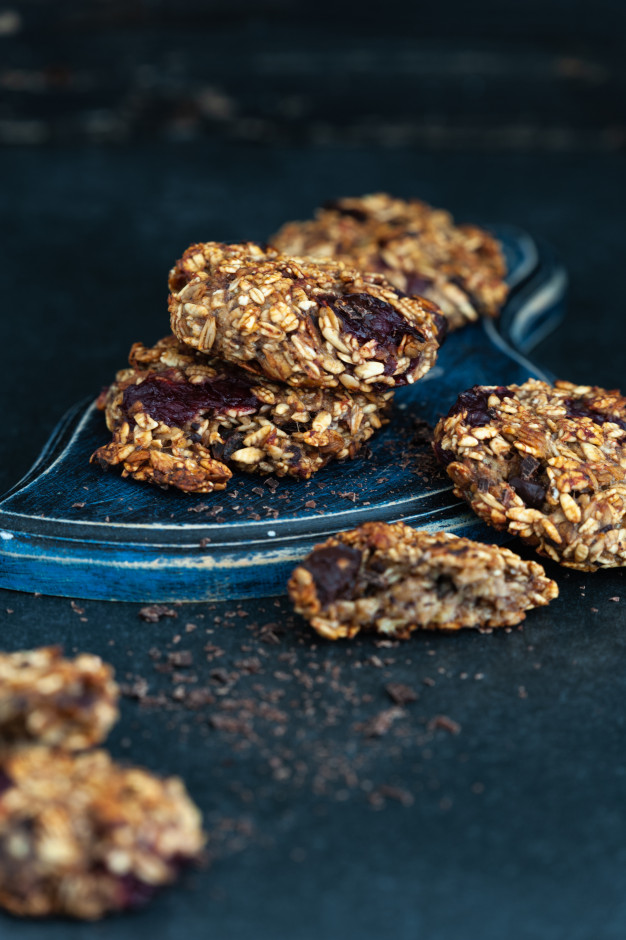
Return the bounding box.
[509,476,546,510]
[519,455,541,480]
[211,430,246,462]
[302,544,362,606]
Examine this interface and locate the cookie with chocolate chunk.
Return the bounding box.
[433,379,626,570]
[0,746,205,919]
[288,521,557,639]
[168,241,444,393]
[92,336,392,493]
[270,193,508,331]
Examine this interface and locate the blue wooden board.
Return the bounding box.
[0,226,566,602]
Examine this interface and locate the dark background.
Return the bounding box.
[1,2,626,938]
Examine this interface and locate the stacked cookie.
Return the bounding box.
[93,239,446,493]
[270,193,509,330]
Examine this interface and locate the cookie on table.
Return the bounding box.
[0,746,205,919]
[168,241,445,393]
[92,336,392,493]
[433,379,626,570]
[288,520,557,639]
[270,193,508,331]
[0,647,118,750]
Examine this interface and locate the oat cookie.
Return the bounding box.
[92,336,392,493]
[433,379,626,570]
[270,193,508,331]
[0,647,118,750]
[168,241,444,392]
[288,521,557,639]
[0,746,205,919]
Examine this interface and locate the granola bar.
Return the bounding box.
[168,241,444,392]
[288,521,557,639]
[0,648,118,750]
[433,379,626,570]
[92,336,392,493]
[270,193,508,331]
[0,746,205,919]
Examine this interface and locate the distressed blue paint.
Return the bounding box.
[0,227,566,602]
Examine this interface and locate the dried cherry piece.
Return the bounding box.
[122,371,258,425]
[302,544,362,606]
[563,399,626,432]
[447,385,512,428]
[319,293,425,348]
[433,441,454,466]
[116,873,160,910]
[431,310,448,346]
[403,274,434,298]
[0,768,14,796]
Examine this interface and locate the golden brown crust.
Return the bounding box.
[433,379,626,570]
[288,521,557,639]
[0,746,205,919]
[0,648,119,751]
[92,336,392,493]
[270,193,508,331]
[168,241,444,392]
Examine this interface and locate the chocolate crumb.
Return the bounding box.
[138,605,179,623]
[167,651,193,668]
[376,784,414,806]
[428,715,461,735]
[385,683,418,706]
[358,707,404,738]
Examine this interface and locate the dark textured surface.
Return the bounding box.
[1,2,626,936]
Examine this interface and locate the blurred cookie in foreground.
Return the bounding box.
[0,647,118,750]
[270,193,508,331]
[288,521,557,640]
[92,336,392,493]
[0,746,205,919]
[168,241,445,392]
[434,379,626,570]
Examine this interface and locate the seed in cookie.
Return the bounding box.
[288,521,557,639]
[433,378,626,570]
[270,193,508,331]
[92,336,392,493]
[0,746,205,919]
[168,241,443,392]
[0,647,119,750]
